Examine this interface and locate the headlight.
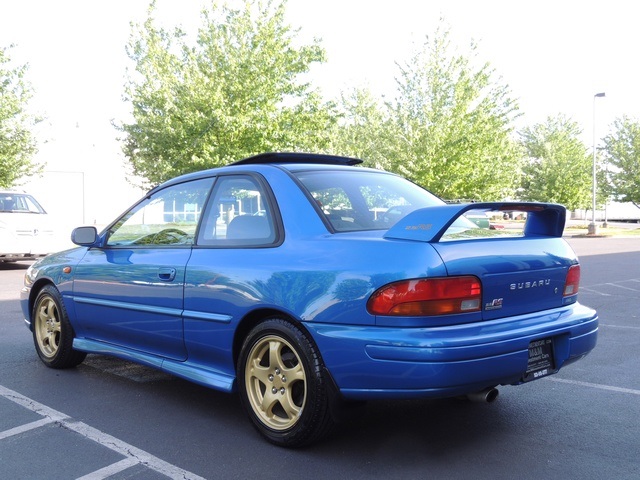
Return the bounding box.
[24,264,39,287]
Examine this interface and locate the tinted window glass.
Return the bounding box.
[294,170,443,232]
[0,193,46,214]
[107,178,214,246]
[198,175,277,246]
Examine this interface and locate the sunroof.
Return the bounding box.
[231,152,363,166]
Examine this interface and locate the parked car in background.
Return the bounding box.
[20,153,598,447]
[0,191,55,262]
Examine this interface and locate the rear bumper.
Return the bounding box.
[306,303,598,400]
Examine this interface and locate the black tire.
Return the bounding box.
[32,284,86,369]
[237,318,334,447]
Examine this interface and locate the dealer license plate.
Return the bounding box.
[523,338,555,382]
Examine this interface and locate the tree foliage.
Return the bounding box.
[120,0,335,187]
[0,45,41,188]
[518,115,592,210]
[603,116,640,207]
[366,25,522,201]
[328,88,393,170]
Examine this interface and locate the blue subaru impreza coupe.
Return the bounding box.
[21,152,598,447]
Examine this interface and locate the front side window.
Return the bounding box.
[198,175,278,246]
[294,170,443,232]
[107,178,214,246]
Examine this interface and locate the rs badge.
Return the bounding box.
[485,298,503,310]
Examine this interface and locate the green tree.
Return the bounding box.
[120,0,335,187]
[383,25,522,201]
[0,45,41,188]
[603,116,640,207]
[329,88,393,170]
[519,115,592,210]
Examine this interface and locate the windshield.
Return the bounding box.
[294,170,444,232]
[0,193,46,214]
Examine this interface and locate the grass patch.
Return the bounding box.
[565,224,640,237]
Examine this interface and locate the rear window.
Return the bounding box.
[294,170,443,232]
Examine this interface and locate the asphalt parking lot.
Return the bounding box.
[1,236,639,479]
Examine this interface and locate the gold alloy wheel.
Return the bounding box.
[244,334,307,431]
[34,295,61,359]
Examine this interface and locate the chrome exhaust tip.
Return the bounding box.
[466,387,499,403]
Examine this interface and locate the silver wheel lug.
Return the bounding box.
[268,374,274,382]
[271,387,277,394]
[275,368,281,375]
[281,376,286,383]
[280,387,285,395]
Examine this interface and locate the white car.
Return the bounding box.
[0,191,54,262]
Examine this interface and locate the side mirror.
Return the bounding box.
[71,226,98,246]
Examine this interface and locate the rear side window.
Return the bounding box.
[294,170,443,232]
[197,174,278,247]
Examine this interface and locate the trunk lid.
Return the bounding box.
[432,237,575,320]
[383,202,577,320]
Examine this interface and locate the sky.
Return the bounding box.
[1,0,638,226]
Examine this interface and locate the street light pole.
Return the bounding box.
[588,92,605,235]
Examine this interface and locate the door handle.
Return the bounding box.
[158,267,177,281]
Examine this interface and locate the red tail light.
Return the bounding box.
[367,276,482,316]
[563,265,580,296]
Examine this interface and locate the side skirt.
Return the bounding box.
[72,338,236,393]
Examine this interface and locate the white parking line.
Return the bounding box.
[75,458,140,480]
[0,385,206,480]
[548,377,640,396]
[581,278,640,296]
[579,287,611,296]
[599,323,640,330]
[605,282,640,292]
[0,417,55,440]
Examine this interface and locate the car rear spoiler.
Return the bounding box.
[383,202,566,243]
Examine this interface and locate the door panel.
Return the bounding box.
[71,177,214,360]
[73,248,191,360]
